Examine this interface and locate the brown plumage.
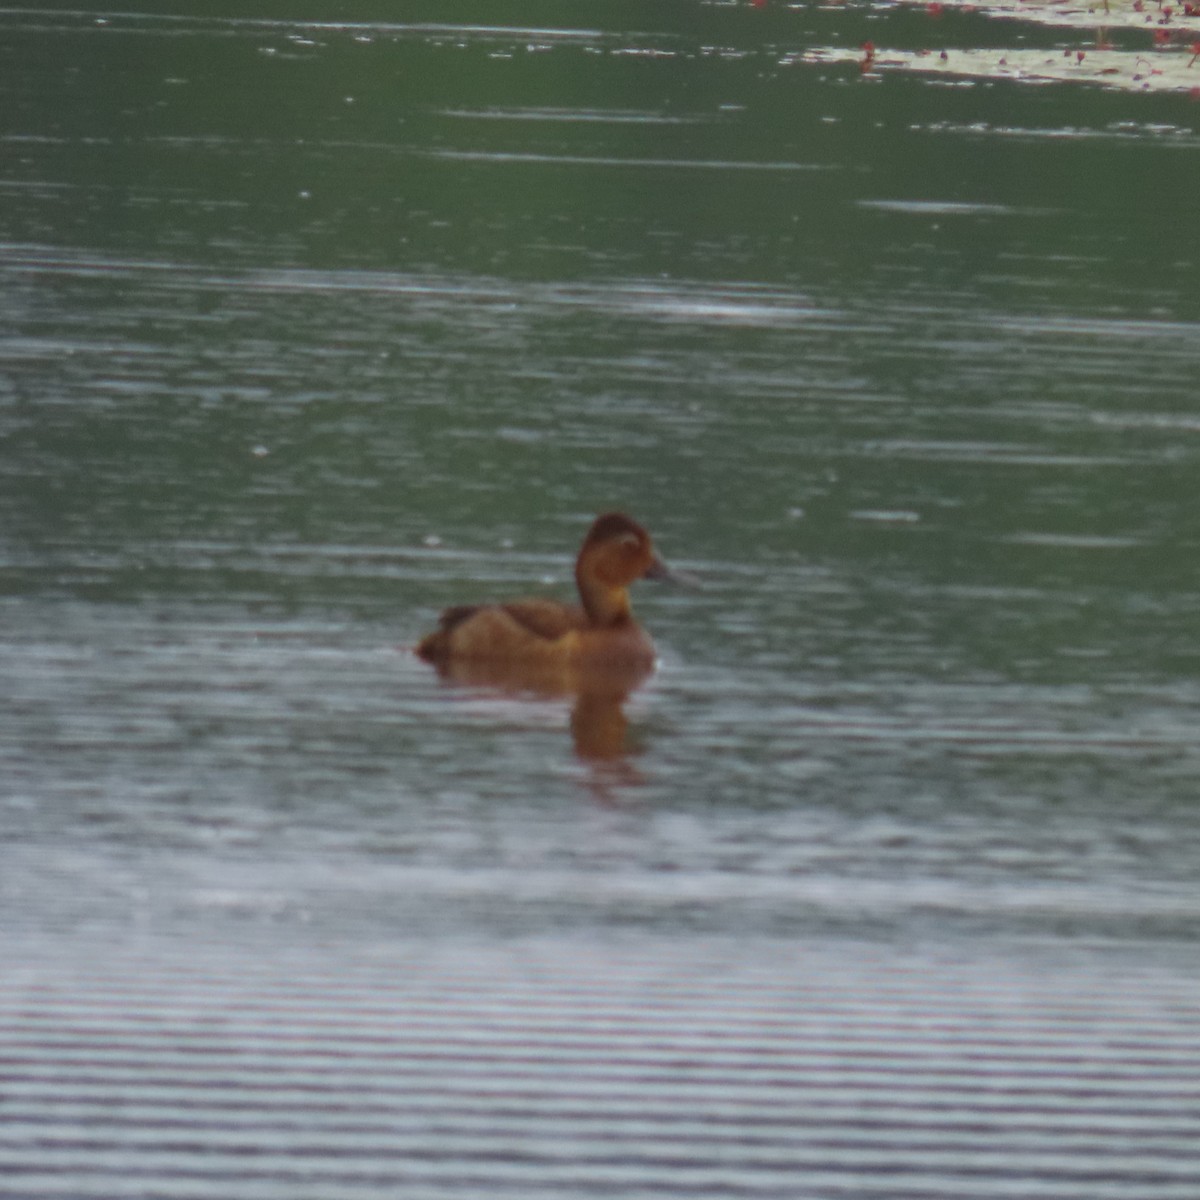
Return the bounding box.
[416,512,673,670]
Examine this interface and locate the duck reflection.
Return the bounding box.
[417,512,685,762]
[425,655,654,762]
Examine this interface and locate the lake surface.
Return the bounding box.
[2,3,1200,1198]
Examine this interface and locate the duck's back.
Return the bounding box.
[416,598,587,663]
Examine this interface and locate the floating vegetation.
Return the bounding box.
[795,0,1200,94]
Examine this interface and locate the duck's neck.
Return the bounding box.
[576,570,632,628]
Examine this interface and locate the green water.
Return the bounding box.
[2,4,1200,1197]
[4,0,1200,925]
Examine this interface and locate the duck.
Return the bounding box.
[416,512,677,672]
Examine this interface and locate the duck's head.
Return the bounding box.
[575,512,680,625]
[578,512,662,584]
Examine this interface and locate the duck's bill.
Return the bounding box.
[643,556,701,587]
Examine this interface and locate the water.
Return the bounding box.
[2,3,1200,1198]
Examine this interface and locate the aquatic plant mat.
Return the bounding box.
[799,0,1200,93]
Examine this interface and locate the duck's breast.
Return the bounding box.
[573,621,656,670]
